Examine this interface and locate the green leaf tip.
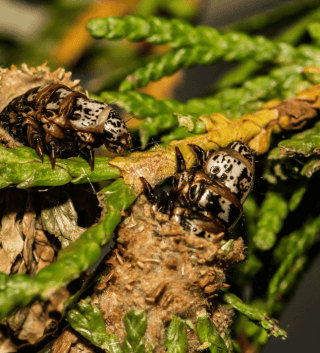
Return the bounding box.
[223,293,287,339]
[196,314,228,353]
[165,315,188,353]
[67,297,123,353]
[123,308,148,353]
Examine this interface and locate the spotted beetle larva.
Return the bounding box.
[141,141,254,242]
[0,83,132,169]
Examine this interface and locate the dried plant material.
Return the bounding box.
[51,328,96,353]
[83,196,246,349]
[0,189,58,276]
[0,328,17,353]
[41,188,85,249]
[0,189,25,274]
[6,288,70,345]
[51,329,79,353]
[0,63,82,112]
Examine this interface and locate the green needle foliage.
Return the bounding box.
[98,63,318,146]
[253,192,288,251]
[0,144,121,188]
[87,15,320,92]
[223,293,287,339]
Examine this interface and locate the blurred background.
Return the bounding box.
[0,0,319,352]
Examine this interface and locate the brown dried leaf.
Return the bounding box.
[52,328,96,353]
[41,190,85,249]
[0,189,25,274]
[52,329,79,353]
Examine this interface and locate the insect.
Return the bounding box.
[0,83,132,169]
[141,141,254,242]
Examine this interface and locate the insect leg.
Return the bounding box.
[175,147,186,173]
[26,125,44,163]
[156,190,169,213]
[140,177,156,203]
[188,144,206,168]
[35,139,44,163]
[48,141,57,169]
[87,147,95,171]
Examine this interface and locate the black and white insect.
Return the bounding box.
[0,83,132,169]
[141,141,254,242]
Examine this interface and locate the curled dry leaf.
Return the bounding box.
[5,288,70,345]
[0,189,59,276]
[52,328,97,353]
[0,189,24,274]
[41,188,86,249]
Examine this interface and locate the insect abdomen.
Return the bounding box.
[0,83,132,169]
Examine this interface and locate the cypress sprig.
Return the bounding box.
[67,297,123,353]
[87,15,320,91]
[223,293,287,339]
[277,120,320,157]
[0,144,120,189]
[99,64,314,147]
[308,22,320,45]
[0,179,136,320]
[118,43,320,92]
[111,81,320,191]
[216,5,320,89]
[87,15,317,63]
[253,193,288,251]
[267,215,320,312]
[139,114,180,148]
[223,1,320,35]
[100,91,185,119]
[301,157,320,177]
[264,120,320,178]
[288,182,308,212]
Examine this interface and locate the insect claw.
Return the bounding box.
[35,140,44,163]
[140,177,156,203]
[49,144,56,169]
[175,147,186,173]
[188,144,205,167]
[88,149,94,171]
